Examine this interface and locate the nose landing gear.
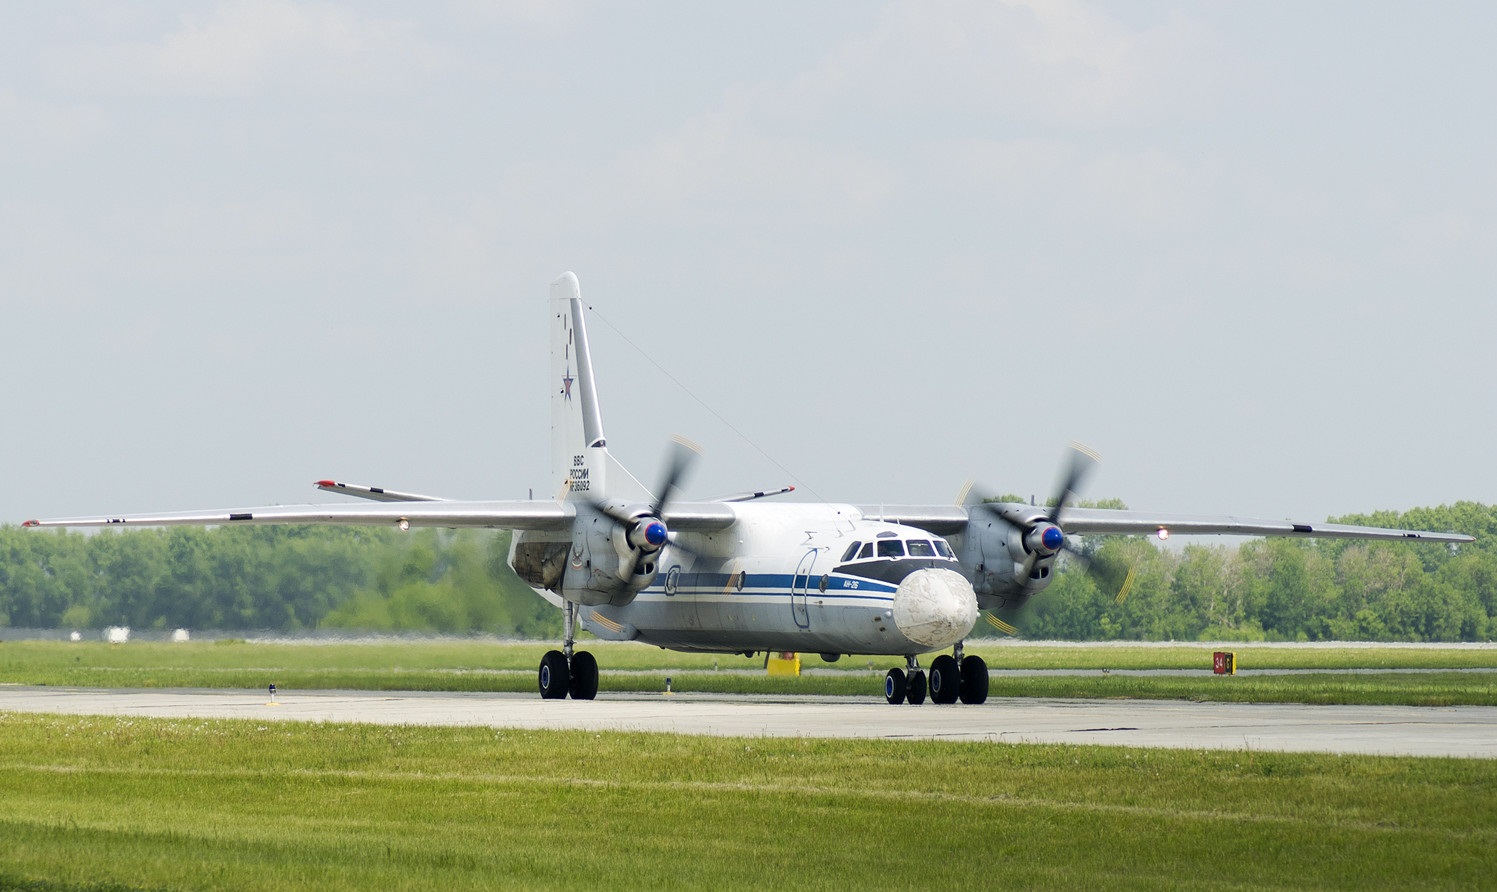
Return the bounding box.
[884,655,927,705]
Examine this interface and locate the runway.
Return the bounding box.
[3,686,1494,758]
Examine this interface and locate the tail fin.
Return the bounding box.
[549,273,649,502]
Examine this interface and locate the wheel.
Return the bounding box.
[906,671,927,705]
[538,650,570,699]
[569,650,599,700]
[959,654,989,705]
[884,668,907,705]
[929,654,960,704]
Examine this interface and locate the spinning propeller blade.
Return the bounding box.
[591,436,705,592]
[970,443,1130,599]
[984,613,1020,636]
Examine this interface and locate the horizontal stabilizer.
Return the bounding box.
[713,485,796,503]
[315,480,447,503]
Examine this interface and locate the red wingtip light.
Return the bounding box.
[22,520,38,527]
[316,480,337,488]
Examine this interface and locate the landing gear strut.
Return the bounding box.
[884,645,987,705]
[538,602,599,700]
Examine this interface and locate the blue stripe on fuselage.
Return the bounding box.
[643,570,897,599]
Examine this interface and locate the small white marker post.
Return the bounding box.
[267,683,279,706]
[663,676,674,696]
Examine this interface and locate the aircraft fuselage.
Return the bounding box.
[559,502,979,657]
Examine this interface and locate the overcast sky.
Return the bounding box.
[2,1,1493,528]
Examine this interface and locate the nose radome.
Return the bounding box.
[891,568,978,649]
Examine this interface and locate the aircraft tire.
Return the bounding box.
[959,654,989,705]
[906,671,927,705]
[539,650,570,699]
[929,655,960,704]
[569,650,599,700]
[884,668,907,705]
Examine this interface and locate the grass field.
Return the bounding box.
[0,712,1494,891]
[3,639,1497,706]
[2,641,1495,889]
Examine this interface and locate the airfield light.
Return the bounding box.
[1157,527,1171,541]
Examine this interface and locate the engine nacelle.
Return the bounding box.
[543,506,662,608]
[960,509,1062,611]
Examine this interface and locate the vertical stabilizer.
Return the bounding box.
[548,273,650,502]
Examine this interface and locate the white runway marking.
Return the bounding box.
[3,687,1494,758]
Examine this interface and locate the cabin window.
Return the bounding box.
[877,540,905,559]
[907,540,935,557]
[841,541,862,562]
[933,540,954,558]
[858,542,875,559]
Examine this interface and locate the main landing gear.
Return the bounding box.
[539,602,599,700]
[884,644,988,705]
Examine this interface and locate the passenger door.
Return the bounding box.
[790,548,817,629]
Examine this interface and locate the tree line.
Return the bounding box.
[0,525,558,637]
[0,502,1492,641]
[1021,502,1496,641]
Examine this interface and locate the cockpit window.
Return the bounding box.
[907,540,935,557]
[933,540,954,558]
[840,541,862,562]
[877,540,905,559]
[858,542,874,560]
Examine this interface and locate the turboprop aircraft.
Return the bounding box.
[26,273,1474,705]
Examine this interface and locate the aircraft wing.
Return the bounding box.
[858,505,1472,544]
[660,502,739,531]
[24,498,741,533]
[24,500,574,531]
[857,506,970,536]
[1056,508,1473,543]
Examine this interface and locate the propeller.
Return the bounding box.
[969,443,1122,592]
[591,436,702,590]
[984,613,1020,636]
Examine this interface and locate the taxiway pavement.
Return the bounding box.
[2,686,1494,758]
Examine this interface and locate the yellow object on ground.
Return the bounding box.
[766,652,801,677]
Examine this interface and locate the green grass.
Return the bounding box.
[967,641,1497,671]
[3,640,1497,705]
[0,712,1493,891]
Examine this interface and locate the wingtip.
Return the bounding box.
[315,480,338,489]
[21,519,38,528]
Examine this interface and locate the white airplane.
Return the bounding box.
[26,273,1474,705]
